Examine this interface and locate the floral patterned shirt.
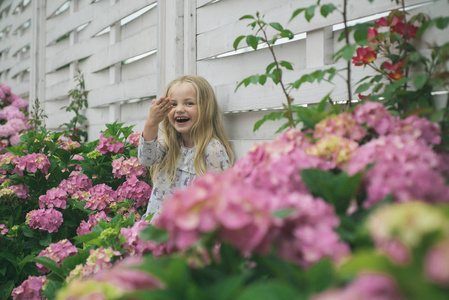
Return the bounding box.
[138,135,231,219]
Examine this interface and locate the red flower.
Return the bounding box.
[352,47,377,66]
[374,17,388,27]
[383,60,404,80]
[358,93,371,100]
[392,22,419,38]
[367,28,380,45]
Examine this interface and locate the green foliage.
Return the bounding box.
[59,69,89,143]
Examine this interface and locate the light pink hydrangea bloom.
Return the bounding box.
[314,113,367,141]
[394,115,441,145]
[58,173,92,196]
[14,153,50,176]
[68,247,121,279]
[425,239,449,287]
[77,211,112,236]
[0,224,8,235]
[58,139,81,151]
[352,101,398,135]
[84,184,116,211]
[36,239,78,273]
[11,275,47,300]
[116,175,151,208]
[3,184,29,200]
[1,105,25,120]
[128,132,141,147]
[120,220,155,257]
[95,133,125,154]
[112,156,146,178]
[38,187,69,209]
[26,208,63,233]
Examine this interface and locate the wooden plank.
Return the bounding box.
[46,0,67,19]
[85,26,157,73]
[88,73,157,107]
[196,0,430,60]
[0,0,13,12]
[8,55,29,78]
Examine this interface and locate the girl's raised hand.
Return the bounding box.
[148,97,172,126]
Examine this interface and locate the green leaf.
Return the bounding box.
[269,22,283,31]
[355,82,372,94]
[206,274,250,300]
[272,208,296,219]
[290,8,305,22]
[235,281,300,300]
[305,5,316,22]
[338,250,392,278]
[279,61,293,70]
[413,74,428,90]
[246,35,259,50]
[233,35,246,50]
[73,231,101,242]
[265,62,276,74]
[320,4,336,17]
[140,225,168,243]
[301,169,363,215]
[239,14,255,20]
[253,111,285,132]
[43,280,63,300]
[31,257,66,280]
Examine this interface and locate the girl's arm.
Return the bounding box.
[138,97,172,166]
[204,139,231,172]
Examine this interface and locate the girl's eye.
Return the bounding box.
[187,102,195,106]
[171,103,177,107]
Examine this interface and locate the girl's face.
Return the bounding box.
[167,82,199,146]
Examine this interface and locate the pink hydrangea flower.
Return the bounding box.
[77,211,112,236]
[393,115,441,144]
[0,83,12,96]
[112,156,147,178]
[120,220,155,256]
[352,101,397,135]
[0,123,16,137]
[84,184,116,211]
[11,275,47,300]
[36,239,78,273]
[305,135,359,168]
[26,208,63,233]
[1,105,25,120]
[58,173,92,196]
[38,187,69,209]
[14,153,50,176]
[116,175,151,208]
[95,133,125,154]
[7,118,28,133]
[0,224,8,235]
[314,113,367,141]
[10,97,28,110]
[58,139,81,151]
[311,273,405,300]
[68,247,121,279]
[128,132,141,147]
[347,134,449,207]
[4,184,29,200]
[425,239,449,287]
[9,133,22,145]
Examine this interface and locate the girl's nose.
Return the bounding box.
[176,104,185,112]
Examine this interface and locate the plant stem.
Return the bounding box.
[343,0,353,108]
[256,17,295,128]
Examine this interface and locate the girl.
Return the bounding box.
[138,75,234,219]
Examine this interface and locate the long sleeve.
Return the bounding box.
[204,139,231,172]
[138,135,166,167]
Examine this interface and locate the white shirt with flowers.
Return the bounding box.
[138,135,231,219]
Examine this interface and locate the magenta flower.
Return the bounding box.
[38,187,69,209]
[10,97,28,110]
[112,156,147,178]
[1,105,25,120]
[14,153,50,176]
[128,132,141,147]
[95,133,125,154]
[116,175,152,208]
[26,208,63,233]
[1,184,29,200]
[11,275,47,300]
[36,239,78,273]
[58,139,81,151]
[0,123,16,137]
[77,211,111,236]
[393,115,441,144]
[69,247,121,279]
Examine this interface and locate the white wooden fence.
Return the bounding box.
[0,0,448,159]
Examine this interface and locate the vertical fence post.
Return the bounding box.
[157,0,185,95]
[30,0,46,107]
[184,0,196,75]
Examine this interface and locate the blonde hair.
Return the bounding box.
[153,75,234,182]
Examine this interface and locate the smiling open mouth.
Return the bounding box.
[175,117,190,123]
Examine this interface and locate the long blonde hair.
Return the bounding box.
[153,75,234,182]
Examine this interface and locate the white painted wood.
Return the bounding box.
[306,27,333,68]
